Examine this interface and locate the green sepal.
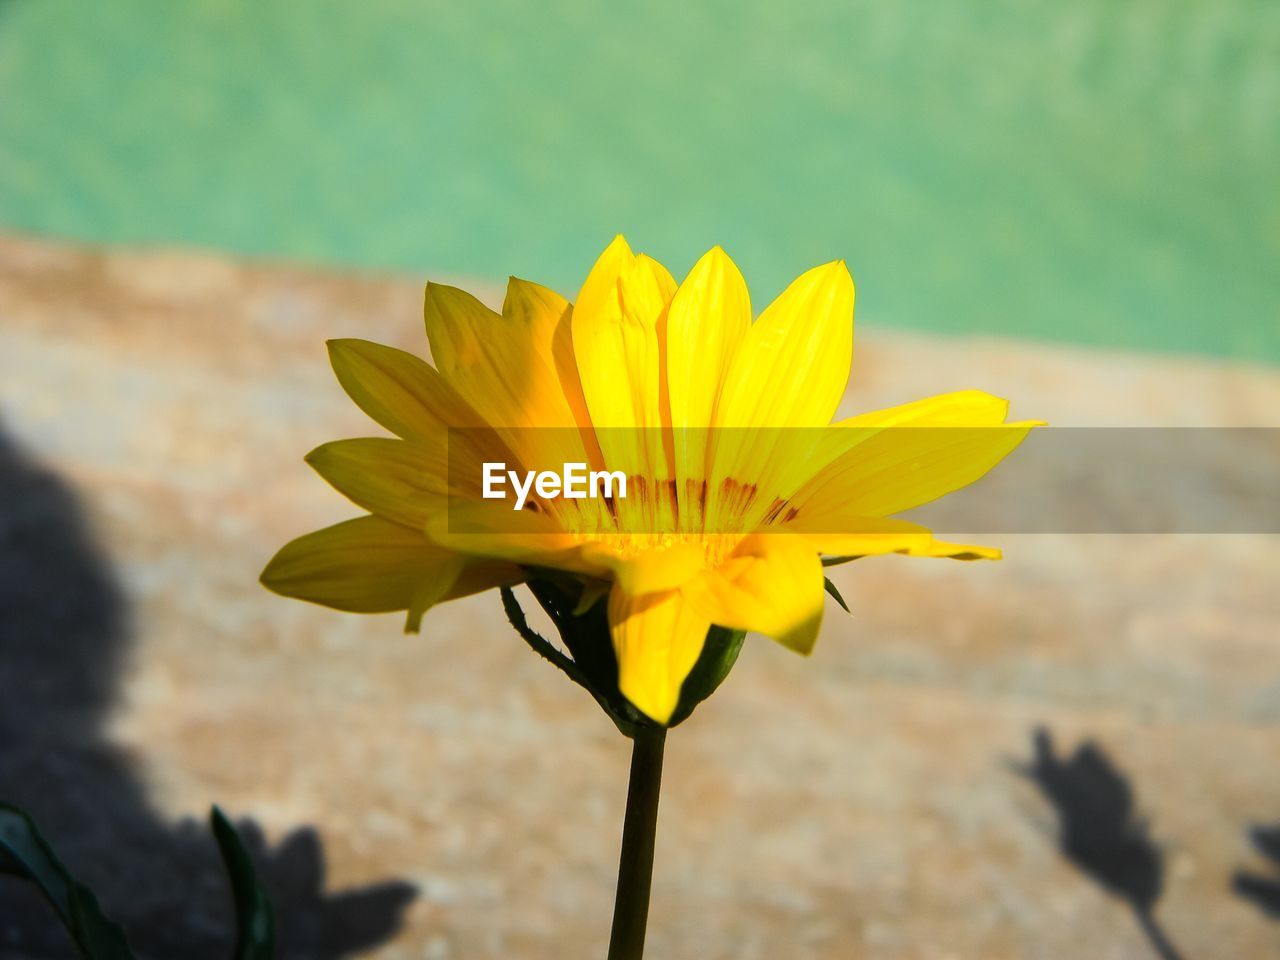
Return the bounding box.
[211,806,277,960]
[0,802,136,959]
[504,579,747,736]
[667,626,746,727]
[821,555,860,567]
[823,576,851,613]
[502,583,650,738]
[500,584,592,689]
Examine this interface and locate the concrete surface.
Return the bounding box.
[1,233,1278,958]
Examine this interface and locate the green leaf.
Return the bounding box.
[210,807,276,960]
[0,802,135,959]
[668,626,747,727]
[823,577,851,613]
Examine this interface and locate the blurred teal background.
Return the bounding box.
[0,0,1276,361]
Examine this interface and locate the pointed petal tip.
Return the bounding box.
[604,233,634,255]
[300,440,340,470]
[258,557,284,593]
[326,336,384,358]
[422,283,439,318]
[618,680,677,726]
[683,244,746,290]
[423,279,468,307]
[788,258,854,296]
[777,603,823,656]
[702,244,738,269]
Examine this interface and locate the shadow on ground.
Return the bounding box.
[1234,824,1280,921]
[1015,726,1186,960]
[0,426,415,958]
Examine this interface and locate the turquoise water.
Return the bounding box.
[1,1,1276,361]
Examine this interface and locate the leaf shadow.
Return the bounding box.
[0,426,416,958]
[1013,726,1185,960]
[1233,824,1280,921]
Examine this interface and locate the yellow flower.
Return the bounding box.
[262,236,1037,724]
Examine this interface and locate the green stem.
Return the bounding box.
[606,727,667,960]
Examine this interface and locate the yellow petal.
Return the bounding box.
[715,260,854,430]
[709,261,855,529]
[839,390,1011,429]
[260,515,516,617]
[425,281,589,453]
[574,235,635,336]
[608,586,711,724]
[424,281,607,533]
[422,282,504,403]
[666,247,751,523]
[404,554,526,632]
[503,275,572,338]
[915,538,1001,560]
[505,276,601,455]
[506,277,612,479]
[776,514,1001,562]
[581,541,707,596]
[626,253,677,323]
[425,501,611,579]
[667,247,750,428]
[571,237,675,499]
[682,533,825,654]
[789,417,1040,520]
[803,389,1012,473]
[305,437,452,530]
[327,338,483,439]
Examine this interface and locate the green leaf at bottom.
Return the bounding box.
[211,807,277,960]
[0,802,135,959]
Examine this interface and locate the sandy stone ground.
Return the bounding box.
[1,232,1278,959]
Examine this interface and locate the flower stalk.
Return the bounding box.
[607,726,667,960]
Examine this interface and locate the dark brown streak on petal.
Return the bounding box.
[762,497,788,524]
